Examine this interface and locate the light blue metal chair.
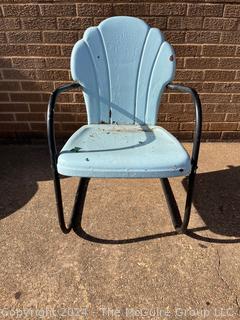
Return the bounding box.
[47,16,202,235]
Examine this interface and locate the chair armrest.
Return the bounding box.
[166,83,202,171]
[47,82,82,170]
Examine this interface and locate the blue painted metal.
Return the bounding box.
[47,17,203,234]
[58,16,188,178]
[71,16,175,125]
[57,124,191,178]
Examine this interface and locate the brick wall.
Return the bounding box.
[0,0,240,142]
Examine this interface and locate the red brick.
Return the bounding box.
[169,93,192,103]
[180,122,208,131]
[187,4,223,17]
[36,70,69,81]
[203,113,226,122]
[157,114,166,122]
[28,103,45,113]
[175,57,184,68]
[0,18,21,30]
[225,113,240,122]
[137,17,167,29]
[77,3,113,16]
[21,81,54,91]
[0,58,12,68]
[12,58,46,69]
[172,131,193,141]
[164,31,185,44]
[166,113,195,122]
[160,103,184,113]
[76,113,87,122]
[173,45,201,57]
[168,17,202,30]
[3,69,36,80]
[203,18,238,31]
[186,31,220,43]
[221,32,240,44]
[0,114,15,122]
[46,58,69,69]
[214,83,240,93]
[202,45,236,57]
[210,122,238,131]
[161,122,179,131]
[224,5,240,18]
[22,17,57,30]
[0,33,7,43]
[55,113,76,122]
[0,122,29,132]
[201,131,221,141]
[7,31,42,43]
[27,45,60,57]
[60,103,85,113]
[232,95,240,103]
[3,5,39,17]
[60,45,73,56]
[0,44,27,56]
[204,70,236,81]
[40,4,76,17]
[219,58,240,69]
[199,103,215,113]
[30,123,48,132]
[43,31,78,44]
[0,93,10,102]
[200,94,232,103]
[74,93,85,104]
[0,103,28,112]
[175,70,204,81]
[151,3,187,16]
[57,17,93,30]
[185,58,219,69]
[56,93,74,103]
[16,113,45,122]
[113,3,150,16]
[10,93,42,102]
[0,81,20,91]
[215,103,240,113]
[221,132,240,140]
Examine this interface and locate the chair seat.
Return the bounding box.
[57,124,191,178]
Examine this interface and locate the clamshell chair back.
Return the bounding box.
[71,16,176,125]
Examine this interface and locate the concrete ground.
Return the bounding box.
[0,143,240,320]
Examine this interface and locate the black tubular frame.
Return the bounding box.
[162,83,202,233]
[47,82,202,235]
[47,82,90,234]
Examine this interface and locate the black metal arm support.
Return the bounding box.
[47,82,81,170]
[161,83,202,233]
[47,82,84,234]
[167,83,202,170]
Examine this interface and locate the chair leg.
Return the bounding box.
[52,170,90,234]
[160,169,197,234]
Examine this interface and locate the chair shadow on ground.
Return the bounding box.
[73,165,240,244]
[1,144,240,244]
[0,146,52,220]
[183,165,240,244]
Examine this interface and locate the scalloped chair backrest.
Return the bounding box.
[71,16,176,125]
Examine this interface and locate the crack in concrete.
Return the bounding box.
[215,248,240,316]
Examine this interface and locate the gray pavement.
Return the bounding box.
[0,143,240,320]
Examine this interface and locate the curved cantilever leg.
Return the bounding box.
[52,171,90,234]
[161,167,197,234]
[47,82,89,234]
[162,83,202,233]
